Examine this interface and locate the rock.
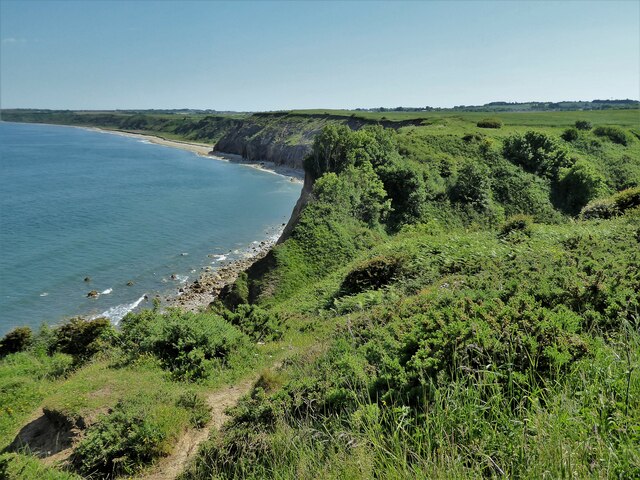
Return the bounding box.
[84,277,91,282]
[87,290,99,298]
[170,274,177,280]
[126,281,134,286]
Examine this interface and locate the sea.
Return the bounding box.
[0,121,301,335]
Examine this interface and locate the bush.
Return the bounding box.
[561,128,579,142]
[449,160,492,212]
[499,214,533,237]
[225,304,283,341]
[0,327,33,357]
[574,120,592,130]
[219,272,249,310]
[555,161,607,215]
[72,396,186,476]
[581,186,640,219]
[477,118,503,129]
[151,312,248,381]
[50,318,114,360]
[593,126,629,146]
[502,131,571,179]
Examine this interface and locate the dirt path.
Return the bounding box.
[136,376,258,480]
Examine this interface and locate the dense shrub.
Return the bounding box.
[555,161,607,215]
[574,120,592,130]
[581,186,640,219]
[490,162,559,222]
[561,127,579,142]
[476,118,503,129]
[593,126,629,146]
[120,310,250,381]
[49,318,114,360]
[449,160,492,212]
[72,396,187,476]
[313,163,391,227]
[224,304,283,341]
[152,313,248,381]
[502,131,571,179]
[499,214,533,237]
[219,272,249,310]
[0,327,33,357]
[376,159,428,227]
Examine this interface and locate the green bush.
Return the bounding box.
[49,318,114,360]
[72,396,187,476]
[581,186,640,219]
[561,128,579,142]
[476,118,503,129]
[224,304,283,341]
[593,126,629,146]
[0,327,33,357]
[449,160,492,212]
[499,214,533,237]
[145,311,248,381]
[555,160,608,215]
[574,120,592,130]
[502,131,571,179]
[219,272,249,310]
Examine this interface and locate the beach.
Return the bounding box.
[93,128,304,183]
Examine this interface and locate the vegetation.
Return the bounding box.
[1,107,639,479]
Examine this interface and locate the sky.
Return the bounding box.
[0,0,638,111]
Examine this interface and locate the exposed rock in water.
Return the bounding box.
[87,290,99,298]
[126,281,134,286]
[84,277,91,282]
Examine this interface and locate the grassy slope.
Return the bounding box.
[1,108,639,479]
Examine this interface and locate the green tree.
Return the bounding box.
[556,160,608,215]
[502,131,571,179]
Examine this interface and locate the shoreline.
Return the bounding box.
[90,127,305,183]
[1,121,303,326]
[164,229,280,312]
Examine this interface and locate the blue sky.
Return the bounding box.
[1,0,638,110]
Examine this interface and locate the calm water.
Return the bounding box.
[0,122,301,334]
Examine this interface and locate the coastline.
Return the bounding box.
[91,127,305,183]
[165,231,279,312]
[1,121,303,326]
[91,128,300,316]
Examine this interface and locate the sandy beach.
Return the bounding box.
[92,128,304,183]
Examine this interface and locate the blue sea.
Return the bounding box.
[0,122,301,335]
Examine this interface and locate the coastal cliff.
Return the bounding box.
[0,110,424,172]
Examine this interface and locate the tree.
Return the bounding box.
[502,131,571,179]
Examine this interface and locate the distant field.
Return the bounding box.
[288,108,640,126]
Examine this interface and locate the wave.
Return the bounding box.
[39,292,49,297]
[211,254,227,262]
[174,275,189,284]
[101,288,113,294]
[92,294,146,325]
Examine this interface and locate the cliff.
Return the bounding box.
[212,112,425,170]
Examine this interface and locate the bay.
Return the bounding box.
[0,122,301,334]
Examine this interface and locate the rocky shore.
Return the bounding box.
[165,234,279,312]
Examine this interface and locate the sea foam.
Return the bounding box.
[93,294,146,325]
